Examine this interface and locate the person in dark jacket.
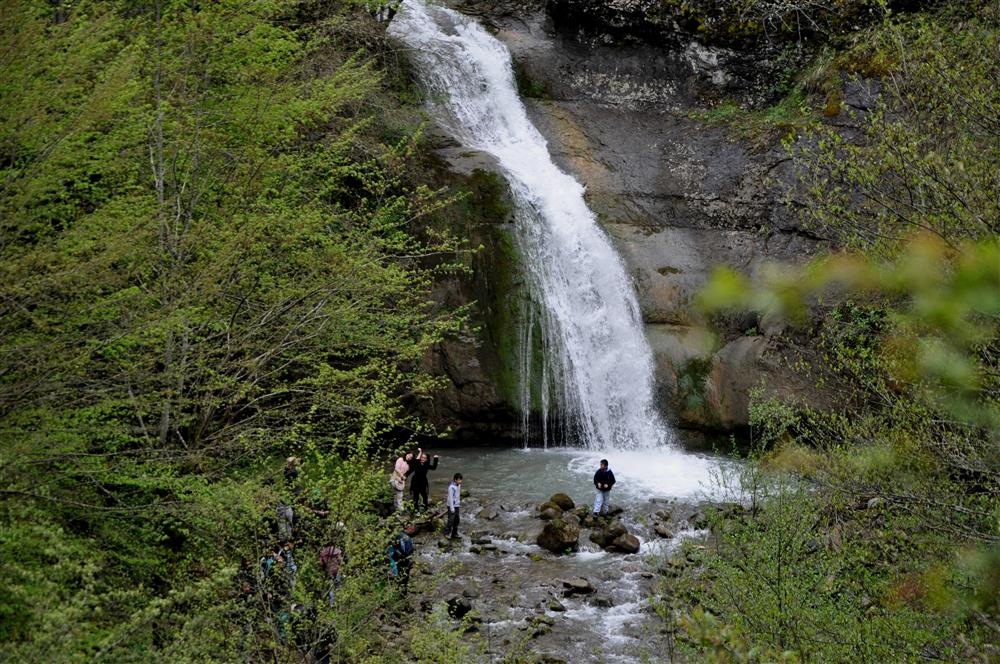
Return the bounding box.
[388,527,416,589]
[592,459,616,516]
[408,449,439,511]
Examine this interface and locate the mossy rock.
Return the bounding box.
[549,493,575,510]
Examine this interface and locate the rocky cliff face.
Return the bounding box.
[416,150,531,443]
[420,0,844,434]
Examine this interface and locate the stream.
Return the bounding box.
[407,442,733,662]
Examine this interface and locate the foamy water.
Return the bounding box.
[427,446,730,512]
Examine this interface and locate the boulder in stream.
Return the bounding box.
[588,518,627,548]
[538,502,563,521]
[561,577,596,595]
[549,493,576,510]
[609,532,641,554]
[653,523,673,538]
[537,514,580,553]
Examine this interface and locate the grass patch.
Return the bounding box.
[689,87,817,147]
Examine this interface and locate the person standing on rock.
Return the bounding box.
[592,459,616,517]
[444,473,463,539]
[390,451,414,512]
[409,448,439,512]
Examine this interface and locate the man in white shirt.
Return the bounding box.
[444,473,463,539]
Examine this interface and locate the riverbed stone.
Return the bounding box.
[654,523,673,538]
[589,518,628,548]
[537,514,581,553]
[532,614,556,627]
[561,577,596,595]
[653,507,673,520]
[549,493,576,510]
[539,504,563,521]
[609,532,641,554]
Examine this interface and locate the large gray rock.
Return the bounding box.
[539,504,563,521]
[588,518,627,548]
[561,577,596,595]
[609,533,641,554]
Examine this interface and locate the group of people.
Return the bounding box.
[389,451,618,539]
[247,456,346,645]
[390,447,439,512]
[390,447,463,539]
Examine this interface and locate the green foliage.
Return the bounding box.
[795,4,1000,255]
[0,0,474,659]
[688,88,816,147]
[406,604,486,663]
[665,462,991,662]
[701,234,1000,431]
[681,4,1000,661]
[678,607,801,663]
[653,0,892,48]
[678,357,713,421]
[514,62,546,99]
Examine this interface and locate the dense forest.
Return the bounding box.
[1,0,473,659]
[1,0,997,662]
[682,2,1000,660]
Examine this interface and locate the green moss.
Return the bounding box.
[462,168,510,223]
[688,87,817,147]
[677,357,712,420]
[436,165,547,415]
[487,230,524,404]
[514,62,546,99]
[479,228,551,413]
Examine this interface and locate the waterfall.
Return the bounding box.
[388,1,670,449]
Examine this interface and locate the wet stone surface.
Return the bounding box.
[405,490,709,662]
[389,445,731,661]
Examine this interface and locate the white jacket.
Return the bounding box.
[447,482,460,509]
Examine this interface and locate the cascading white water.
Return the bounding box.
[389,1,671,449]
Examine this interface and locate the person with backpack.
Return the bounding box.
[276,503,295,542]
[444,473,463,539]
[408,448,439,512]
[387,528,416,589]
[592,458,616,517]
[276,456,303,542]
[259,544,298,628]
[319,543,344,606]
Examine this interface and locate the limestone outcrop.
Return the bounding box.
[415,0,845,434]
